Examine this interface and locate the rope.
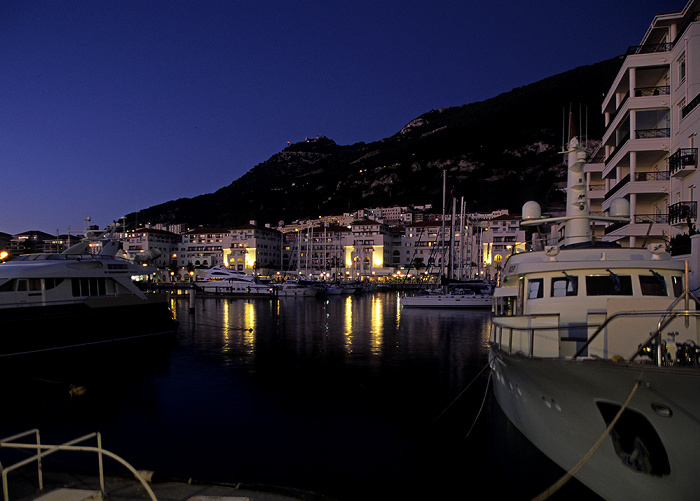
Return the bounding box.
[531,380,641,501]
[428,361,491,428]
[465,371,491,439]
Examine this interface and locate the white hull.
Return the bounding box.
[274,285,323,297]
[401,293,492,308]
[490,350,700,500]
[195,281,272,296]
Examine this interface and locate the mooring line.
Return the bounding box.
[465,371,491,440]
[428,361,491,428]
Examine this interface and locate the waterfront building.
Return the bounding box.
[282,224,350,279]
[7,230,56,259]
[122,228,181,271]
[177,228,231,271]
[227,221,281,274]
[347,218,394,278]
[479,213,526,281]
[401,221,445,275]
[598,1,700,251]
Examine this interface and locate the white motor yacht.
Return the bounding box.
[0,227,178,359]
[489,136,700,500]
[194,265,273,297]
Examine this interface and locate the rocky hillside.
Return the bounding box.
[128,56,624,228]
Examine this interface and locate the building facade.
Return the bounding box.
[597,2,700,251]
[227,222,282,273]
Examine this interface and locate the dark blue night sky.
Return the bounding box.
[1,0,682,234]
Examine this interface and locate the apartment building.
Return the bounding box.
[480,214,526,280]
[176,228,231,269]
[282,224,350,278]
[122,228,181,269]
[597,1,700,250]
[347,218,394,277]
[227,221,281,272]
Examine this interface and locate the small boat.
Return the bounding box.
[401,287,492,308]
[401,280,493,309]
[273,279,324,297]
[0,227,179,359]
[489,136,700,500]
[194,265,273,297]
[324,282,359,295]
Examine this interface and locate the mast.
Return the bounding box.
[564,106,590,245]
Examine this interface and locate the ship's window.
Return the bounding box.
[586,274,633,295]
[44,278,64,290]
[672,276,683,297]
[0,279,13,292]
[551,276,578,297]
[640,273,667,296]
[71,277,107,296]
[29,278,42,291]
[17,279,28,291]
[528,278,544,299]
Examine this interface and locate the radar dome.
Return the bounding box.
[522,201,542,221]
[610,198,630,218]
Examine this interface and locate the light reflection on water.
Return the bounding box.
[0,292,597,501]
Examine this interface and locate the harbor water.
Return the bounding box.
[2,292,598,500]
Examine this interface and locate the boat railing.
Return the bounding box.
[0,429,157,501]
[491,308,700,365]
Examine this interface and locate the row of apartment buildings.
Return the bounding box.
[0,207,524,282]
[120,209,523,282]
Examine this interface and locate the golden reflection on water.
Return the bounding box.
[344,295,353,353]
[370,295,383,355]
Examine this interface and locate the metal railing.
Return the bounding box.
[636,128,670,139]
[491,308,700,364]
[635,85,670,97]
[669,201,698,225]
[0,430,157,501]
[625,43,673,55]
[669,148,698,175]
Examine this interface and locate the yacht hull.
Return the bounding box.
[401,294,492,308]
[0,295,178,358]
[489,349,700,500]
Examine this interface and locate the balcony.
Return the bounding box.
[634,85,670,97]
[669,148,698,178]
[625,43,672,55]
[669,201,697,226]
[636,128,670,139]
[604,171,670,201]
[604,213,669,235]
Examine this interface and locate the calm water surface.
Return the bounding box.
[2,292,596,500]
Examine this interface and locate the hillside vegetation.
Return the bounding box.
[128,57,623,228]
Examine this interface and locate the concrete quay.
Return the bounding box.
[5,470,337,501]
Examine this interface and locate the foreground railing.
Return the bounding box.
[0,430,157,501]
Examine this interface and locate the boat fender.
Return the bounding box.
[138,470,155,483]
[69,385,87,398]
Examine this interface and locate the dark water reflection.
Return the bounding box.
[1,292,596,500]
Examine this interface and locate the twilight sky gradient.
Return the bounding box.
[1,1,682,235]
